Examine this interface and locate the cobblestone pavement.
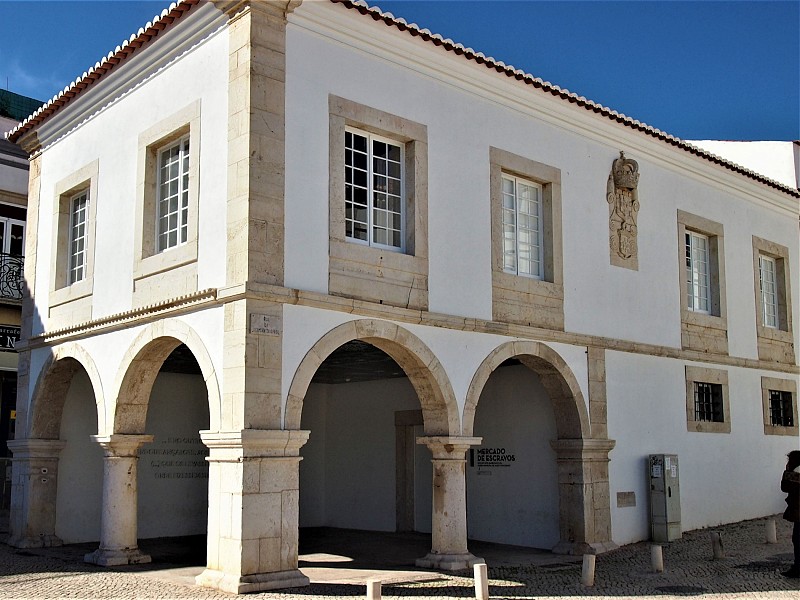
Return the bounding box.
[1,516,799,599]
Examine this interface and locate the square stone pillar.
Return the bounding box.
[84,434,154,566]
[550,438,617,555]
[7,439,66,548]
[415,436,483,571]
[196,429,310,594]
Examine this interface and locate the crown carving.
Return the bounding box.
[612,151,639,190]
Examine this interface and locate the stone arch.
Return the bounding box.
[28,342,105,439]
[285,319,459,435]
[463,340,589,439]
[111,319,221,434]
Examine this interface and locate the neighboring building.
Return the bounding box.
[687,140,800,190]
[5,0,798,594]
[0,90,41,508]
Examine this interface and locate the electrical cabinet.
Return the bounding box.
[648,454,681,542]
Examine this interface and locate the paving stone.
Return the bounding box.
[0,516,798,599]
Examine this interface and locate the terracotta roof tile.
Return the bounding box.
[334,0,798,197]
[5,0,797,198]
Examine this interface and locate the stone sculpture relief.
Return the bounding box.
[607,151,640,270]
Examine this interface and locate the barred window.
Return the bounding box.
[694,382,723,423]
[769,390,794,427]
[156,135,190,252]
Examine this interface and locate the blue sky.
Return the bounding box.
[0,0,797,140]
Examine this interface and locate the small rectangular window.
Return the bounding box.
[759,254,779,329]
[502,174,543,279]
[156,135,190,253]
[686,230,710,313]
[68,190,89,285]
[694,381,723,422]
[344,128,404,251]
[769,390,794,427]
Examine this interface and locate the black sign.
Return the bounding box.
[0,326,20,351]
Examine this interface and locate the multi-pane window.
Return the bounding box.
[685,231,710,313]
[68,190,89,285]
[156,136,190,252]
[694,382,723,423]
[344,129,403,250]
[758,254,779,329]
[502,174,543,279]
[769,390,794,427]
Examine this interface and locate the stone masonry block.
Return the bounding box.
[241,492,281,541]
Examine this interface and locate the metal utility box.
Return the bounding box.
[648,454,681,542]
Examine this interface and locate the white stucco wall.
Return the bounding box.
[467,365,560,548]
[31,15,229,333]
[299,378,430,532]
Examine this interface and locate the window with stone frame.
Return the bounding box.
[751,237,794,364]
[489,147,563,330]
[761,376,798,436]
[50,159,99,311]
[133,101,200,305]
[677,211,727,355]
[328,95,429,311]
[685,366,730,433]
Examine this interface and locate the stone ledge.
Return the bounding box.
[196,567,309,593]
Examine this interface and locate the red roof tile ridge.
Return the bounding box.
[335,0,799,197]
[5,0,199,145]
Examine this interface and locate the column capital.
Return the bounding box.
[201,429,310,460]
[416,436,482,459]
[7,438,66,459]
[550,438,616,460]
[90,434,154,457]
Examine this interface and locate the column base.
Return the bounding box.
[84,548,152,566]
[195,568,310,594]
[7,534,63,549]
[416,552,482,571]
[551,540,618,555]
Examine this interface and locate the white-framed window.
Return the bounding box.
[344,128,404,251]
[156,135,190,253]
[0,216,25,257]
[502,174,543,279]
[68,190,89,285]
[758,254,779,329]
[685,230,710,313]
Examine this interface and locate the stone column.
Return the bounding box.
[84,434,153,566]
[196,429,310,594]
[7,439,66,548]
[550,438,617,555]
[416,436,482,571]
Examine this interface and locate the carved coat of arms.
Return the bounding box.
[607,151,640,269]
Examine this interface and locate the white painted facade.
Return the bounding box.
[6,0,799,594]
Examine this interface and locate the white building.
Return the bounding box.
[5,0,798,594]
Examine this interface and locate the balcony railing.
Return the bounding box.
[0,254,24,301]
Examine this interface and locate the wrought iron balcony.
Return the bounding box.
[0,253,24,301]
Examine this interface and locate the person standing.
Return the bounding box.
[782,450,800,578]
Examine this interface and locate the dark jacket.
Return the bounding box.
[782,469,800,522]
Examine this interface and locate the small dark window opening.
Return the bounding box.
[769,390,794,427]
[694,382,723,423]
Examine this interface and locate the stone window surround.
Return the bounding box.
[328,95,429,309]
[489,146,564,330]
[751,236,793,343]
[685,365,730,434]
[49,159,99,308]
[676,210,727,350]
[133,100,201,282]
[761,376,798,436]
